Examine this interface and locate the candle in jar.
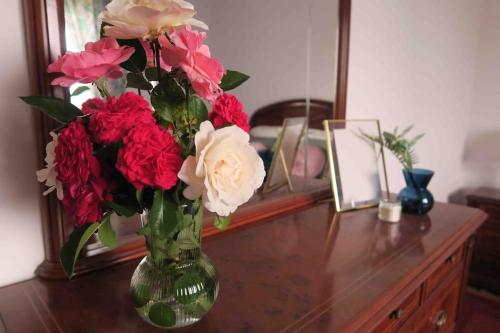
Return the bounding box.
[378,200,402,223]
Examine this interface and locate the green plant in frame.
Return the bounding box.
[358,125,424,170]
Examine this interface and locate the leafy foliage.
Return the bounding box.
[130,284,151,308]
[220,70,250,91]
[98,214,118,248]
[60,222,101,278]
[126,73,153,90]
[148,302,176,327]
[359,125,424,170]
[20,96,82,124]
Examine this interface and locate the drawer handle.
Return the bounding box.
[434,310,447,331]
[390,308,404,320]
[446,254,457,264]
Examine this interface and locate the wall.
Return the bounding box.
[463,0,500,189]
[347,0,483,201]
[0,0,44,287]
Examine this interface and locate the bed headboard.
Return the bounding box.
[249,99,334,130]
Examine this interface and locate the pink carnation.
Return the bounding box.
[83,92,155,144]
[48,38,134,87]
[55,120,108,226]
[209,93,250,132]
[116,124,183,190]
[159,26,225,102]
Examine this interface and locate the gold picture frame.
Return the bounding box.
[323,119,390,212]
[262,117,307,193]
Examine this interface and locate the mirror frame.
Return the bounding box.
[23,0,351,279]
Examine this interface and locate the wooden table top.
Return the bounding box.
[0,201,486,333]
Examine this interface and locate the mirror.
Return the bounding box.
[25,0,351,278]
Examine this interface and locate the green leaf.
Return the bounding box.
[106,202,136,217]
[70,86,90,96]
[149,190,180,237]
[151,75,185,124]
[117,39,146,73]
[220,70,250,91]
[130,284,151,308]
[214,215,231,230]
[136,189,143,206]
[126,73,153,90]
[98,214,118,248]
[188,95,208,127]
[145,67,169,81]
[60,223,100,278]
[173,272,205,304]
[148,302,176,328]
[20,96,83,124]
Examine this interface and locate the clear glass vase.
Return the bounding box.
[130,205,218,329]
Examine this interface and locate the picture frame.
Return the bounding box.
[263,117,307,193]
[323,119,390,212]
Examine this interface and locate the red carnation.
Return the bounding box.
[62,181,107,227]
[55,119,108,226]
[209,93,250,133]
[84,92,155,144]
[116,124,183,190]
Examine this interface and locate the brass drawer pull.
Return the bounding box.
[434,310,447,331]
[446,254,457,264]
[390,308,404,320]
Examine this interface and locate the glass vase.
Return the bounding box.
[397,168,434,215]
[130,204,218,329]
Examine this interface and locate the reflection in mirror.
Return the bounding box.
[61,0,341,255]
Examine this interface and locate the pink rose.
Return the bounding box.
[209,93,250,132]
[83,92,155,144]
[116,124,183,190]
[159,26,225,102]
[48,38,134,87]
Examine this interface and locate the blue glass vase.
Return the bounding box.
[397,168,434,215]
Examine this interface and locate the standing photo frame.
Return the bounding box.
[263,117,307,193]
[323,119,390,212]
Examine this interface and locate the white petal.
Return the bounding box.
[178,156,203,199]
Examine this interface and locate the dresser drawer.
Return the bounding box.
[372,288,421,333]
[424,246,464,299]
[400,275,461,333]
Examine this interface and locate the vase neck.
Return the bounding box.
[141,203,204,268]
[403,168,434,189]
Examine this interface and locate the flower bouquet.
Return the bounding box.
[21,0,265,329]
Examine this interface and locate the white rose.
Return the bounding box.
[100,0,208,40]
[178,121,266,216]
[36,132,64,200]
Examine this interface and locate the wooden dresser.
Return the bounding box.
[466,188,500,294]
[0,201,485,332]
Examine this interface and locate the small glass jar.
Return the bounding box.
[378,199,402,223]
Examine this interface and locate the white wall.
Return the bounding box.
[347,0,483,201]
[0,0,44,287]
[463,0,500,188]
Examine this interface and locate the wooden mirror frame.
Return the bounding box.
[23,0,351,279]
